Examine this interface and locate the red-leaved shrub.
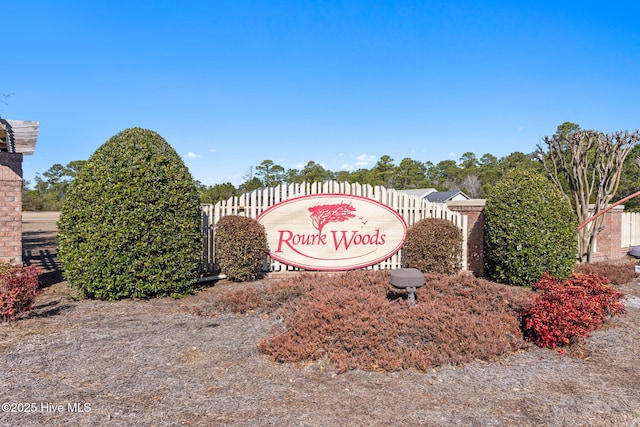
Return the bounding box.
[211,275,317,314]
[520,273,625,349]
[573,259,638,285]
[0,263,41,321]
[248,270,531,373]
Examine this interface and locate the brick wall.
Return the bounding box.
[590,205,628,262]
[0,152,23,264]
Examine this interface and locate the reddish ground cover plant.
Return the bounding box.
[0,262,40,321]
[212,275,316,314]
[573,258,639,285]
[520,273,626,349]
[213,270,532,373]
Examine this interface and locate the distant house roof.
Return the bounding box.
[425,190,470,203]
[399,188,470,203]
[400,188,437,199]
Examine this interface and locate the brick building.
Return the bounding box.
[0,119,39,264]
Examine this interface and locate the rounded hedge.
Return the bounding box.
[485,169,577,286]
[215,215,268,282]
[404,218,463,274]
[58,127,202,300]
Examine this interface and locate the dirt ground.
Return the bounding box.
[1,212,639,426]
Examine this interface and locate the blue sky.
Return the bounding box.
[3,1,640,186]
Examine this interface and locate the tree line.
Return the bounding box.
[21,151,544,210]
[22,122,640,212]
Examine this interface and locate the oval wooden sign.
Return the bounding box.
[257,194,407,271]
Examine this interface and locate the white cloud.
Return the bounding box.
[340,153,376,171]
[355,153,376,165]
[186,152,201,158]
[448,152,456,158]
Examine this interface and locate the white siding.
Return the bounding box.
[622,212,640,248]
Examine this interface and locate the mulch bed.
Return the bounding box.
[1,218,639,426]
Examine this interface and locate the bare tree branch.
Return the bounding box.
[537,128,640,261]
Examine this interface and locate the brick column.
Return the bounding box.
[0,152,23,265]
[590,205,627,262]
[447,200,487,277]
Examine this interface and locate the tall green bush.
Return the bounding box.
[485,169,577,286]
[58,128,202,300]
[404,218,463,274]
[215,215,268,282]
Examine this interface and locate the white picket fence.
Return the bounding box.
[622,212,640,248]
[201,181,468,274]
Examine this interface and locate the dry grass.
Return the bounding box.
[2,217,639,426]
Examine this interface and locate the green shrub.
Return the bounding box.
[58,128,202,300]
[485,169,577,286]
[215,215,268,281]
[404,218,463,274]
